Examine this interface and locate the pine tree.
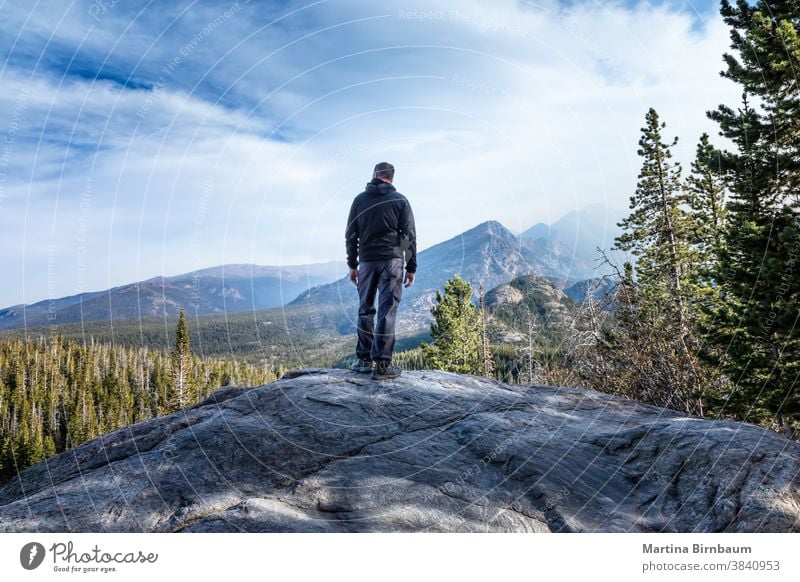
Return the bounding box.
[614,108,697,331]
[421,275,482,375]
[599,109,708,413]
[686,133,728,266]
[701,0,800,436]
[170,308,192,410]
[682,132,730,338]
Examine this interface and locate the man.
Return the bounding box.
[345,162,417,380]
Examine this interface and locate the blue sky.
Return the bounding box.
[0,0,741,306]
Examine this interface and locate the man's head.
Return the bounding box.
[373,161,395,183]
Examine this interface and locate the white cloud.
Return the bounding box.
[0,0,744,305]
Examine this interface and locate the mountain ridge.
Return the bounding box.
[0,261,344,330]
[0,204,625,331]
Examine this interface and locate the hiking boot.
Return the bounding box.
[371,360,401,380]
[350,358,373,373]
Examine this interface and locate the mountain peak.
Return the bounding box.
[1,368,797,532]
[463,219,515,238]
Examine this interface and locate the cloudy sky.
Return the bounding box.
[0,0,742,306]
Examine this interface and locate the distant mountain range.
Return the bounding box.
[0,269,603,367]
[0,262,343,330]
[0,203,627,332]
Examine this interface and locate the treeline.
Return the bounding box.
[0,333,283,483]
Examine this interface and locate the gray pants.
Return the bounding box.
[356,258,404,362]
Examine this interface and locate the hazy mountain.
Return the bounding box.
[520,202,628,279]
[289,220,549,332]
[0,262,344,330]
[410,219,539,299]
[290,205,626,332]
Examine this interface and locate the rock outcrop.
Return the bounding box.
[0,369,798,533]
[486,274,577,343]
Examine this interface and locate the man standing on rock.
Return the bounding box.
[345,162,417,380]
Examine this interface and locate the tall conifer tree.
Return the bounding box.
[170,308,192,410]
[602,108,707,412]
[614,108,698,336]
[684,133,729,330]
[701,0,799,435]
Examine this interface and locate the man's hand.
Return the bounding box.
[404,271,415,288]
[349,268,358,286]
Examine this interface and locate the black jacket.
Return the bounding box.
[345,178,417,273]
